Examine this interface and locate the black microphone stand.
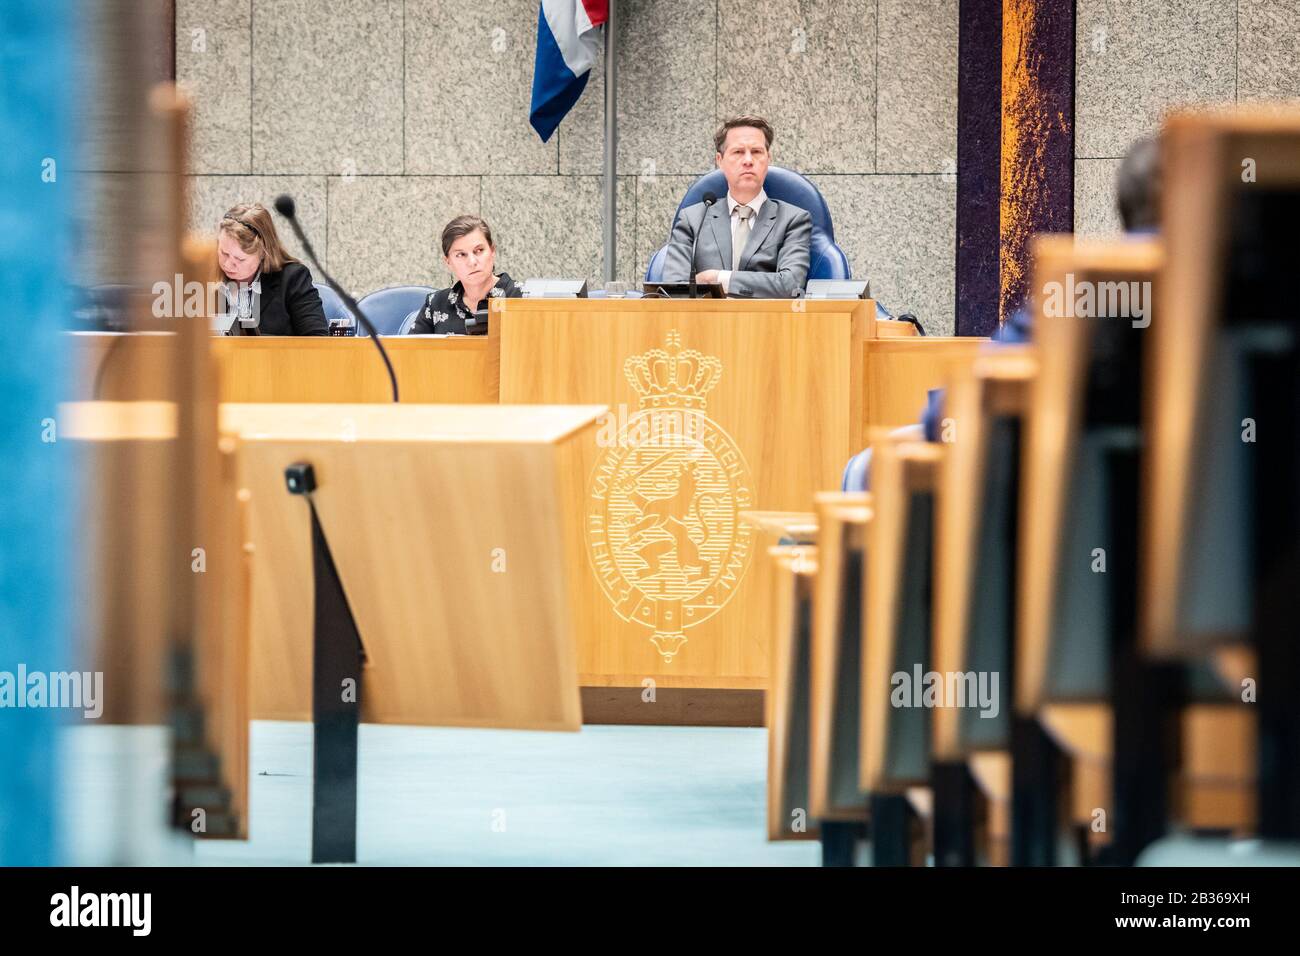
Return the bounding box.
[688,194,717,299]
[274,195,400,403]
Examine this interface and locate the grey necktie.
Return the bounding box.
[732,204,754,270]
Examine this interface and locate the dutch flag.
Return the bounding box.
[529,0,609,142]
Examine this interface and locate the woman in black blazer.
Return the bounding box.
[217,202,327,336]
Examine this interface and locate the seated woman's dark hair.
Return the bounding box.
[441,215,494,256]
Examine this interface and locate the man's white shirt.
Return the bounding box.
[716,188,767,294]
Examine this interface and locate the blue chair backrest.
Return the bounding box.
[314,282,351,324]
[842,448,872,492]
[355,285,435,336]
[644,166,851,283]
[78,284,134,331]
[397,308,421,335]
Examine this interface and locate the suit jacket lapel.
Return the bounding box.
[707,203,732,271]
[740,199,778,271]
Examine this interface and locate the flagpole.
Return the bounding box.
[602,0,617,284]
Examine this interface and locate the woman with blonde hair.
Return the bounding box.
[216,202,327,335]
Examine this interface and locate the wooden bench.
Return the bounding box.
[764,541,820,843]
[61,400,250,839]
[1020,234,1257,863]
[1142,107,1300,843]
[860,435,944,866]
[931,346,1037,865]
[809,493,871,864]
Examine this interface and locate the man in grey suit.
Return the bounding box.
[662,115,812,298]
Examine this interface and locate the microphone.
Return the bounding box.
[274,194,399,402]
[689,191,718,299]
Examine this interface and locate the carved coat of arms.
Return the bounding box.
[586,332,754,661]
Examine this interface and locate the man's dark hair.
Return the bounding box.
[1116,136,1161,232]
[714,115,774,155]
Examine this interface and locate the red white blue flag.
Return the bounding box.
[529,0,608,142]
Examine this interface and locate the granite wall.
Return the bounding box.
[166,0,961,330]
[76,1,1300,334]
[1074,0,1300,237]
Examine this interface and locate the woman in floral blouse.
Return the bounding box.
[408,215,521,334]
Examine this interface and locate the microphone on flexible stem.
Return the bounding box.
[274,194,400,403]
[689,191,718,299]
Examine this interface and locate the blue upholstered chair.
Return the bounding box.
[644,166,851,285]
[841,422,929,492]
[397,308,422,335]
[80,284,134,331]
[354,285,435,337]
[841,448,873,492]
[314,282,351,325]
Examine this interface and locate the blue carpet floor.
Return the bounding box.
[61,721,820,866]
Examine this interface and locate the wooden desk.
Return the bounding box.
[72,332,497,404]
[863,336,987,430]
[67,309,983,697]
[70,314,974,424]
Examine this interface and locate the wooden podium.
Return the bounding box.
[230,403,604,727]
[497,297,877,691]
[68,301,983,705]
[227,402,604,861]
